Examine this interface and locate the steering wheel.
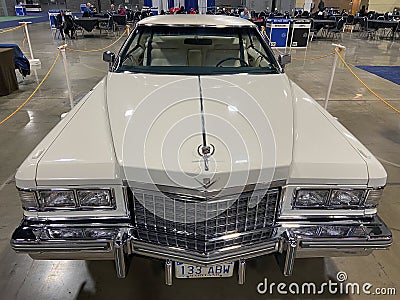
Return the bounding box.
[215,57,249,67]
[124,45,144,66]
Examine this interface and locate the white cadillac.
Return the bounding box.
[11,15,391,284]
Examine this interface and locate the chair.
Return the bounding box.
[80,4,88,14]
[51,13,63,39]
[98,16,113,36]
[343,14,355,33]
[133,11,141,24]
[327,18,345,39]
[301,10,310,18]
[365,18,378,39]
[64,14,80,39]
[112,15,127,34]
[309,19,320,41]
[396,22,400,39]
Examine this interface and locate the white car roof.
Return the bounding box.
[137,15,256,27]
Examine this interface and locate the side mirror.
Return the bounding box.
[103,51,115,71]
[278,54,291,69]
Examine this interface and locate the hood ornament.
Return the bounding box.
[197,76,215,172]
[197,144,215,171]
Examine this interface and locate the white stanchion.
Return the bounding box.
[58,45,74,109]
[324,44,346,110]
[19,22,41,66]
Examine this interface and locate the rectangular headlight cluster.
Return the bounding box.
[293,188,383,209]
[18,188,114,211]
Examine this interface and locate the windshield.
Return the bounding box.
[116,25,279,75]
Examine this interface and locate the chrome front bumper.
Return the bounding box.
[11,215,392,284]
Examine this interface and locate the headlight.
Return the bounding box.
[77,190,112,207]
[39,190,76,208]
[18,190,38,211]
[294,190,330,208]
[329,190,365,207]
[17,188,115,211]
[293,188,380,209]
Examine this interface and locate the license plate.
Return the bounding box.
[175,262,234,279]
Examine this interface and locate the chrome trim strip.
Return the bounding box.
[124,180,286,197]
[131,239,279,265]
[114,231,128,278]
[23,215,131,222]
[11,241,112,252]
[300,239,392,249]
[165,260,173,285]
[238,259,246,285]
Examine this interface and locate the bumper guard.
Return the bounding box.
[11,215,392,284]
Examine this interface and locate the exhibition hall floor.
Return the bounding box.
[0,22,399,299]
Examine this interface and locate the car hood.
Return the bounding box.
[106,73,294,191]
[23,73,372,190]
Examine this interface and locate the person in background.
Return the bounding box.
[117,4,126,15]
[189,8,196,14]
[83,2,95,16]
[240,7,251,20]
[55,11,66,40]
[108,3,116,14]
[177,6,186,14]
[63,11,77,39]
[358,5,366,17]
[318,0,325,12]
[341,9,348,16]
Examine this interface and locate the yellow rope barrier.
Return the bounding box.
[335,49,400,115]
[292,51,336,61]
[21,29,27,57]
[0,23,25,34]
[65,31,126,53]
[0,51,61,126]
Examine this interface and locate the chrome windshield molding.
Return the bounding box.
[138,24,257,29]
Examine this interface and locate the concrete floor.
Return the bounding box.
[0,23,399,299]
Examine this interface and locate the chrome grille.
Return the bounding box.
[131,188,279,254]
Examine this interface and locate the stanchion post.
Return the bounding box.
[324,44,346,110]
[19,22,41,66]
[58,45,74,109]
